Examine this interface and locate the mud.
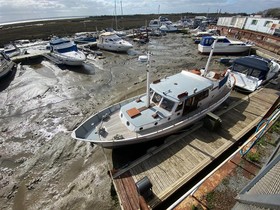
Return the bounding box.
[0,33,230,210]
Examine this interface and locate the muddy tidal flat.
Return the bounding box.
[0,33,229,209]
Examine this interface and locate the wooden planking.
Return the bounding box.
[113,171,140,210]
[113,87,280,209]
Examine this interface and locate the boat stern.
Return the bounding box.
[232,72,260,92]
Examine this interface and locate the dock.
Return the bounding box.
[111,85,280,209]
[10,50,49,63]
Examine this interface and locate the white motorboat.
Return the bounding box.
[198,36,252,54]
[97,32,133,52]
[230,55,280,92]
[1,44,21,58]
[159,22,178,32]
[71,41,235,148]
[0,51,16,79]
[73,32,97,43]
[149,16,178,32]
[48,37,86,66]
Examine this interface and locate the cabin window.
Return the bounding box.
[264,21,273,27]
[160,98,175,112]
[233,64,250,74]
[204,38,214,46]
[152,92,162,105]
[149,89,154,97]
[195,90,209,101]
[251,20,258,25]
[249,69,263,79]
[175,102,183,112]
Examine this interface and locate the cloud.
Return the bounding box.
[0,0,279,23]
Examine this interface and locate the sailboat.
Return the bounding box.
[71,40,235,148]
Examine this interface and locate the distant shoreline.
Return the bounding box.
[0,16,87,26]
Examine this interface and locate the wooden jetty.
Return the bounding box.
[111,85,280,209]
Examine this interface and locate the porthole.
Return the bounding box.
[139,127,143,131]
[121,113,123,118]
[168,117,171,120]
[177,112,180,115]
[154,122,158,125]
[126,121,130,126]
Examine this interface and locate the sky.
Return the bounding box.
[0,0,279,23]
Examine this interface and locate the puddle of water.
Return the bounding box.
[13,180,28,210]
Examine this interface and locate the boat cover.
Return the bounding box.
[233,56,270,72]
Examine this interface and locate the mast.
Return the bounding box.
[204,39,217,76]
[120,1,123,16]
[138,52,151,108]
[115,0,118,30]
[146,52,151,108]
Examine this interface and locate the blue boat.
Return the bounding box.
[48,37,86,66]
[74,32,97,43]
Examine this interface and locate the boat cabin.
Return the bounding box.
[120,70,214,132]
[200,36,231,46]
[99,32,122,44]
[50,38,78,53]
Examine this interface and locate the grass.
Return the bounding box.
[269,120,280,134]
[205,191,215,209]
[246,151,261,162]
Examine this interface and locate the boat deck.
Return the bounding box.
[111,86,280,209]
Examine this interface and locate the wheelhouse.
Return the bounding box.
[200,36,230,46]
[120,70,214,132]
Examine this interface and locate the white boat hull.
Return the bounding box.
[51,51,86,66]
[198,44,251,54]
[97,43,132,52]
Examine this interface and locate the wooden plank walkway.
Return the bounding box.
[112,86,280,209]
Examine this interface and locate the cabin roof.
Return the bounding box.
[50,38,70,45]
[233,55,270,72]
[99,32,117,37]
[150,70,213,102]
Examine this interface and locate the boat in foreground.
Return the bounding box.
[97,32,133,52]
[230,55,280,92]
[72,41,235,148]
[0,50,17,79]
[48,37,86,66]
[198,36,252,54]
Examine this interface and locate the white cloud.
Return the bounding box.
[0,0,279,23]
